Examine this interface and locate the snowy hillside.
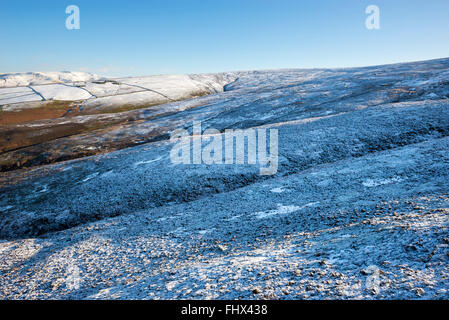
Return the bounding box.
[0,71,237,106]
[0,71,103,88]
[0,58,448,300]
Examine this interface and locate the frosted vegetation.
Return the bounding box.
[0,58,448,299]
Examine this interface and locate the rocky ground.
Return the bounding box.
[0,58,448,299]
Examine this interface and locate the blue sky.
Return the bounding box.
[1,0,449,77]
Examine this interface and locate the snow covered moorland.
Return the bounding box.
[0,58,449,299]
[0,71,235,107]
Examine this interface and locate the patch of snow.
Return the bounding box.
[36,184,49,193]
[100,170,115,178]
[82,172,100,182]
[254,202,320,219]
[270,187,286,193]
[134,156,163,167]
[32,84,92,101]
[228,214,243,221]
[166,281,179,291]
[255,204,299,219]
[362,176,402,187]
[0,206,13,212]
[232,256,267,265]
[198,229,214,235]
[0,87,39,104]
[171,227,186,235]
[426,93,440,100]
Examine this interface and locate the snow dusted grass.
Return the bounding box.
[0,58,449,299]
[1,137,448,299]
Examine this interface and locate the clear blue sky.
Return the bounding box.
[1,0,449,77]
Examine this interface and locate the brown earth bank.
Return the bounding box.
[0,97,212,172]
[0,101,74,125]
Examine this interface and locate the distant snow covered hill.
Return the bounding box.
[0,71,237,171]
[0,71,237,107]
[0,71,103,88]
